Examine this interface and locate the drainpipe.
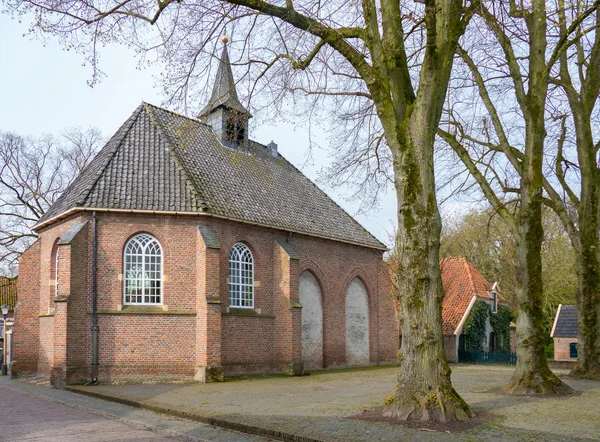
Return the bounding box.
[91,211,99,383]
[376,255,380,365]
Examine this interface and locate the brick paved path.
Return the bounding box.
[70,365,600,442]
[0,385,183,441]
[0,378,269,442]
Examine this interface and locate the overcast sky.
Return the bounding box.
[0,14,472,248]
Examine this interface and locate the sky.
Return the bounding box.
[0,14,471,248]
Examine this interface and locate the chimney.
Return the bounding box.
[267,141,278,157]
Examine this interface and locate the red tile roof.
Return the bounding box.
[397,258,494,336]
[440,258,492,335]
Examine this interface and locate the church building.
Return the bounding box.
[13,44,398,386]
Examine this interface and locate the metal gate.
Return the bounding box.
[458,350,517,366]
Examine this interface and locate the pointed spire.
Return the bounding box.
[200,39,250,118]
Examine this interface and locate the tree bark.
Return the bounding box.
[382,24,474,417]
[384,114,473,421]
[497,0,573,395]
[556,3,600,377]
[571,135,600,379]
[508,208,574,393]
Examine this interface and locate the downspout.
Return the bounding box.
[91,211,99,383]
[376,255,380,365]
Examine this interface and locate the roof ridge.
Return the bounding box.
[76,104,145,206]
[143,103,271,156]
[144,104,209,212]
[143,101,203,125]
[144,103,383,248]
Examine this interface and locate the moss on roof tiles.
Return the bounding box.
[36,103,385,250]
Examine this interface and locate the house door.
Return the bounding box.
[489,332,495,352]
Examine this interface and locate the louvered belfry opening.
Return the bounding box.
[200,41,251,151]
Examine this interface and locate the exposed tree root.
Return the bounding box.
[506,368,575,395]
[382,384,475,423]
[570,365,600,380]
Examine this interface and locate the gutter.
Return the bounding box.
[454,295,477,336]
[33,207,388,251]
[550,304,562,338]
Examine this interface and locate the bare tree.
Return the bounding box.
[0,128,103,275]
[441,206,578,337]
[540,0,600,379]
[4,0,487,421]
[437,0,600,393]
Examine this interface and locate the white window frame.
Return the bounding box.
[123,233,163,306]
[491,291,498,313]
[55,247,59,297]
[229,242,254,309]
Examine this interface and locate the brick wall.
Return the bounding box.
[92,314,196,381]
[66,223,91,381]
[38,316,54,376]
[444,336,457,362]
[553,337,578,361]
[21,211,399,383]
[12,240,41,374]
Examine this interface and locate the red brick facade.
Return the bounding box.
[553,337,578,361]
[13,211,399,385]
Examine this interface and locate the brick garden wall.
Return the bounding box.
[20,211,398,383]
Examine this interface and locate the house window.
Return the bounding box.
[229,242,254,308]
[570,342,578,358]
[491,291,498,313]
[124,233,162,305]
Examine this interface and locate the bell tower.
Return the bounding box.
[200,37,251,150]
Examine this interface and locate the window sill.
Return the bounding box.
[222,309,274,318]
[88,306,197,315]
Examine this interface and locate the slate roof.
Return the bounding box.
[199,45,250,118]
[551,304,578,338]
[36,103,384,250]
[440,258,494,335]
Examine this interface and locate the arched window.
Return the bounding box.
[229,242,254,308]
[124,233,162,305]
[55,247,60,297]
[50,240,60,298]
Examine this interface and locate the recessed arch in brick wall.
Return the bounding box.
[299,270,324,370]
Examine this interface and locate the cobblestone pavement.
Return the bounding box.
[0,376,269,442]
[70,365,600,442]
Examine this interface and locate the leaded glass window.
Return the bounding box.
[229,242,254,308]
[124,233,162,305]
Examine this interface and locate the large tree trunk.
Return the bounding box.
[506,90,573,394]
[504,0,573,395]
[508,212,574,394]
[571,136,600,379]
[383,94,473,422]
[372,0,474,422]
